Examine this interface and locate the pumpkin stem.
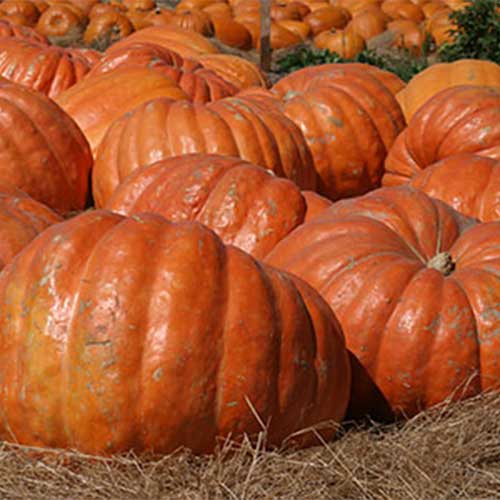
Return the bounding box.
[427,251,455,276]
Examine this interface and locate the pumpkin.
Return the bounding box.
[210,13,252,49]
[384,85,500,186]
[66,46,102,65]
[265,185,500,417]
[273,62,406,97]
[0,16,47,41]
[35,3,84,38]
[54,67,189,155]
[88,1,126,18]
[346,8,387,40]
[381,0,424,21]
[83,11,134,48]
[0,0,40,26]
[410,154,500,222]
[276,19,311,40]
[142,7,175,27]
[168,8,213,35]
[396,59,500,122]
[0,37,93,98]
[386,19,425,53]
[0,80,92,213]
[86,43,237,103]
[273,65,405,199]
[196,53,269,90]
[313,28,366,58]
[108,25,219,58]
[123,0,155,12]
[49,0,98,15]
[92,95,317,206]
[105,154,322,259]
[0,184,62,269]
[304,5,351,34]
[202,2,232,18]
[0,209,351,455]
[301,190,332,222]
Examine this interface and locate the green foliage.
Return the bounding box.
[438,0,500,63]
[276,41,432,83]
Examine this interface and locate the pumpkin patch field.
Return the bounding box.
[0,0,500,497]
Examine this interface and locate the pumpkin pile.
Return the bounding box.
[0,0,473,57]
[0,15,499,458]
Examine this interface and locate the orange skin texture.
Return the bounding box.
[83,11,134,46]
[0,81,92,213]
[273,62,406,97]
[210,14,253,50]
[0,0,40,26]
[86,43,237,104]
[196,54,269,90]
[386,19,425,54]
[396,59,500,122]
[304,6,351,34]
[35,4,84,37]
[301,190,332,222]
[0,185,62,269]
[381,0,424,21]
[276,19,311,40]
[410,154,500,222]
[313,29,366,59]
[66,46,102,66]
[93,95,317,206]
[168,8,214,36]
[105,154,309,259]
[0,37,92,98]
[346,8,387,40]
[55,67,189,156]
[0,210,351,455]
[384,85,500,186]
[0,17,48,41]
[109,25,219,58]
[266,186,500,416]
[275,65,405,199]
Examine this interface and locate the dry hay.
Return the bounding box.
[0,392,500,499]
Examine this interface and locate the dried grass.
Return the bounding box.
[1,392,500,499]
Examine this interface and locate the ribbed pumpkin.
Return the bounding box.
[265,185,500,417]
[0,80,92,213]
[105,154,323,259]
[0,17,48,41]
[273,62,406,97]
[0,210,351,455]
[35,3,85,38]
[274,64,405,199]
[86,43,237,103]
[55,67,189,155]
[196,54,269,90]
[313,29,366,58]
[108,25,219,58]
[83,11,134,47]
[0,0,40,26]
[396,59,500,121]
[410,154,500,222]
[0,37,92,98]
[93,95,317,206]
[0,184,62,269]
[384,85,500,186]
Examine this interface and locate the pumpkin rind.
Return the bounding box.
[0,80,92,213]
[0,210,351,455]
[265,186,500,416]
[93,95,317,205]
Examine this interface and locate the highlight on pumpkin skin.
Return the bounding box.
[0,209,351,456]
[265,185,500,418]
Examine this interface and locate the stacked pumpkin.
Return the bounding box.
[0,0,464,55]
[1,42,500,459]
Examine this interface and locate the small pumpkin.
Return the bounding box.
[304,5,351,34]
[313,29,366,58]
[83,11,134,48]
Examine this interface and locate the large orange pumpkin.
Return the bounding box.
[0,37,92,98]
[0,210,351,455]
[384,85,500,186]
[105,154,323,259]
[0,80,92,213]
[273,64,405,199]
[93,95,317,206]
[396,59,500,121]
[55,67,189,155]
[265,185,500,417]
[0,184,62,269]
[86,42,237,103]
[410,154,500,222]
